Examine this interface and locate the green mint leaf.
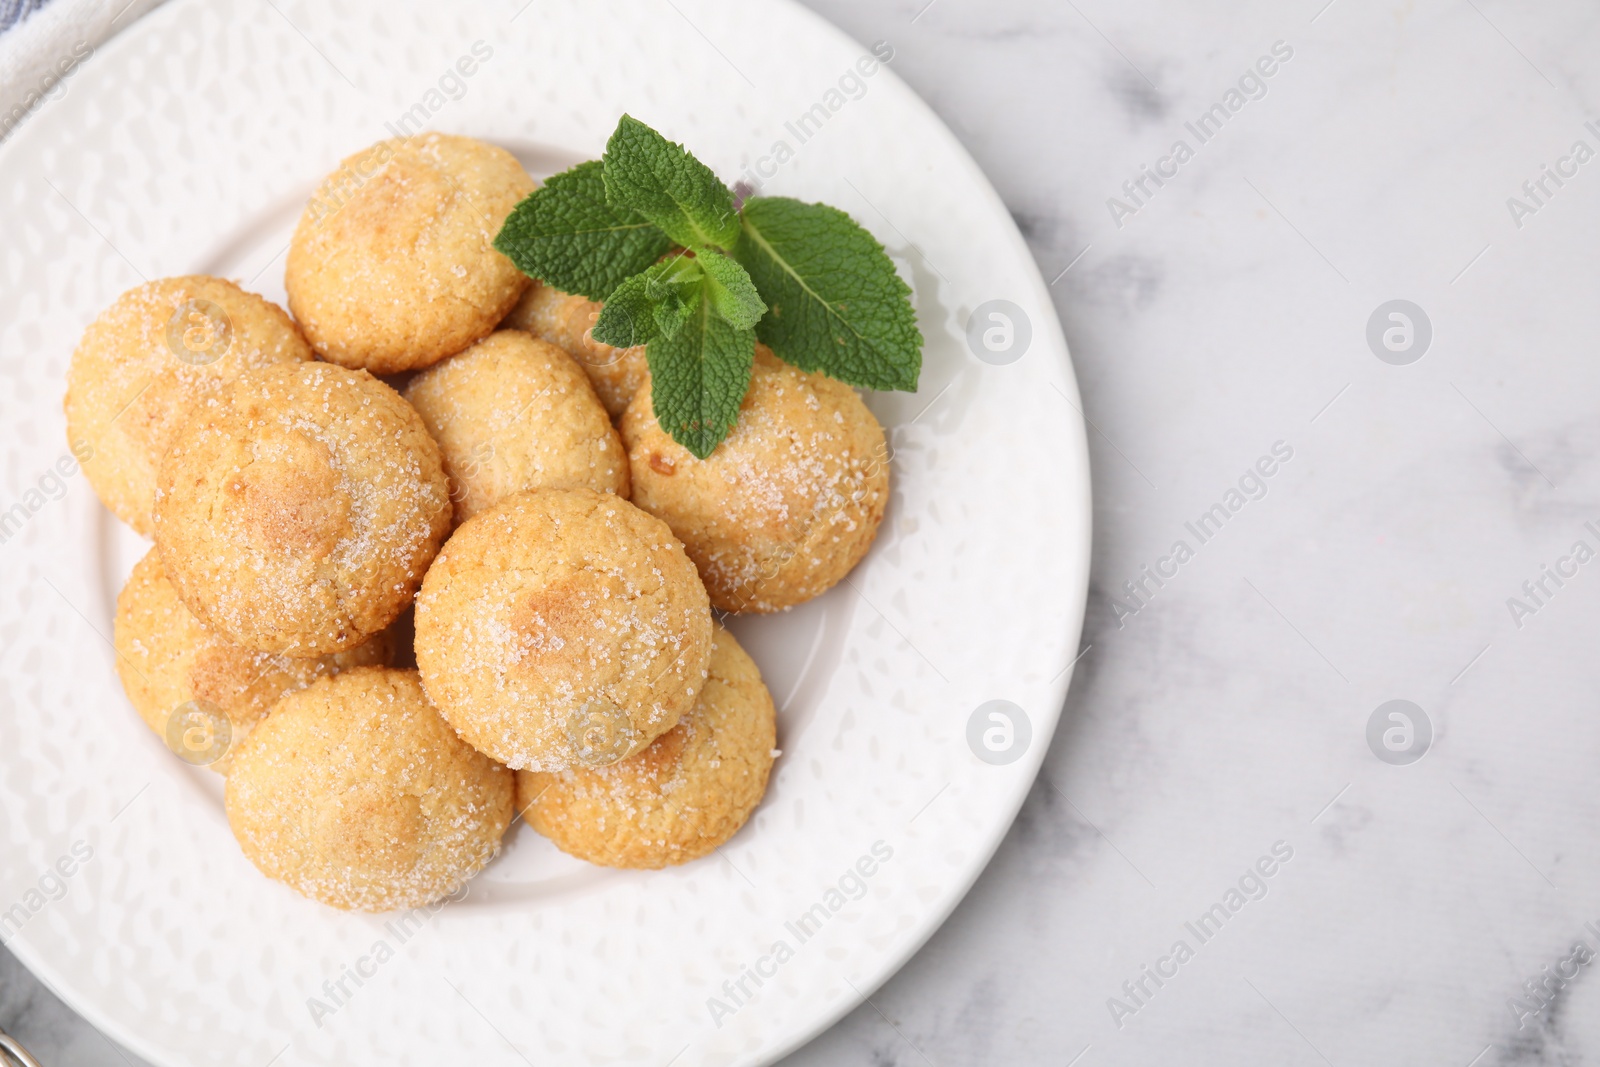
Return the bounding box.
[696,249,766,331]
[647,291,755,459]
[591,254,700,347]
[654,292,696,340]
[591,270,659,348]
[602,115,741,251]
[732,197,923,392]
[493,160,674,302]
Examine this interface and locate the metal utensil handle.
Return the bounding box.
[0,1030,44,1067]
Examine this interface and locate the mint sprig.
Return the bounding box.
[592,252,755,350]
[497,116,923,456]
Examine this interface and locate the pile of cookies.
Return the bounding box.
[63,133,890,912]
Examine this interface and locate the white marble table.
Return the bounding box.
[7,1,1600,1064]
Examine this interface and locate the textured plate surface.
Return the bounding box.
[0,1,1090,1064]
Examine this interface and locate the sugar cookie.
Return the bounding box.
[621,346,889,612]
[155,362,451,655]
[113,548,390,772]
[286,133,534,373]
[404,330,628,524]
[226,668,513,911]
[415,488,712,770]
[64,276,312,535]
[502,280,649,419]
[517,625,776,868]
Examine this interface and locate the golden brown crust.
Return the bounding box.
[501,281,649,419]
[225,667,513,911]
[414,488,712,771]
[404,330,629,525]
[113,548,389,772]
[286,134,535,373]
[154,362,451,656]
[620,346,890,612]
[63,276,313,535]
[517,625,776,868]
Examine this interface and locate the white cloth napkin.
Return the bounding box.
[0,0,167,143]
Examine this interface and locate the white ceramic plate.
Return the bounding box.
[0,1,1089,1063]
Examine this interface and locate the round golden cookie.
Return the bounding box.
[154,361,451,656]
[415,488,712,771]
[404,330,629,525]
[113,547,390,773]
[63,276,313,535]
[620,345,890,613]
[516,624,776,868]
[502,281,649,419]
[286,133,535,373]
[225,668,513,911]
